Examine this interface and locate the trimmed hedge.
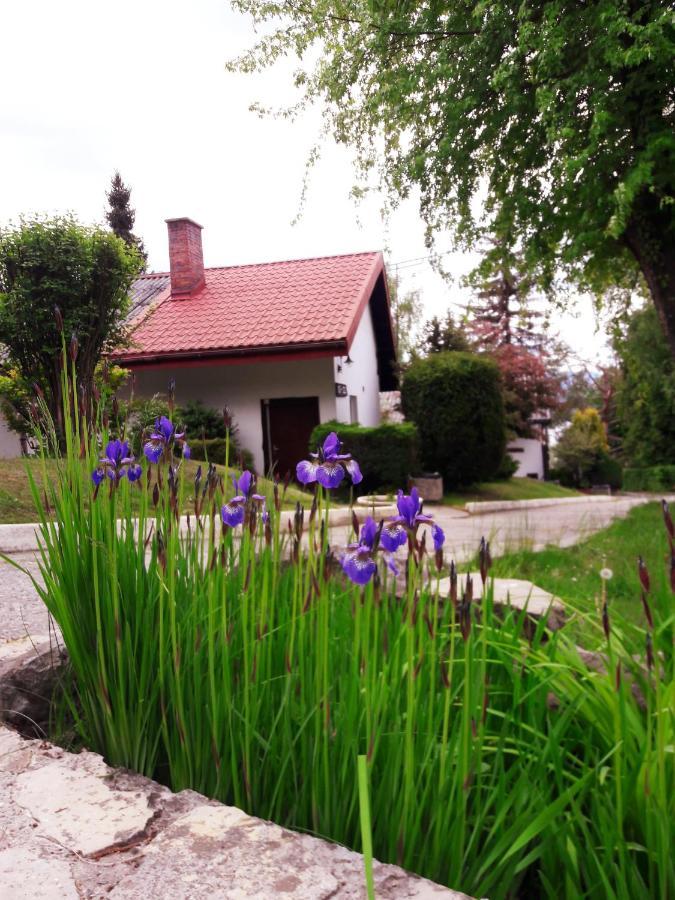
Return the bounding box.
[591,454,623,491]
[189,438,255,474]
[309,421,418,494]
[623,465,675,492]
[401,352,506,488]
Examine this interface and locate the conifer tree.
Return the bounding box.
[468,253,561,437]
[105,172,147,267]
[420,311,469,355]
[468,261,543,349]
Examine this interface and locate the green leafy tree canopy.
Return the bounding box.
[0,215,142,435]
[614,305,675,466]
[228,2,675,350]
[387,275,424,364]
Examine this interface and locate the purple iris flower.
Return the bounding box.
[341,516,398,586]
[380,488,445,555]
[396,487,433,530]
[233,470,265,503]
[92,439,142,486]
[221,470,265,529]
[221,496,246,528]
[296,431,362,489]
[143,415,191,464]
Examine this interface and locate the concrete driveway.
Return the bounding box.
[0,494,667,644]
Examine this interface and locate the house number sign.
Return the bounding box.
[335,383,348,397]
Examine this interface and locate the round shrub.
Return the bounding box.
[401,352,506,488]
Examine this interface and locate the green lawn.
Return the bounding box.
[0,458,307,524]
[442,476,581,506]
[490,502,668,635]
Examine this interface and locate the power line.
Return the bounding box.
[389,249,455,270]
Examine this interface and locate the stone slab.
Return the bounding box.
[0,634,66,736]
[0,725,471,899]
[0,846,80,900]
[437,572,565,630]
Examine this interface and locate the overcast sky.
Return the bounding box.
[1,0,611,365]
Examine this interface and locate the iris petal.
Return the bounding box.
[345,458,362,485]
[237,470,253,496]
[322,431,340,459]
[341,549,376,585]
[296,459,319,484]
[317,461,345,489]
[221,501,245,528]
[144,441,163,464]
[380,522,407,552]
[360,516,378,549]
[157,416,174,442]
[432,523,445,551]
[105,439,122,464]
[127,464,143,483]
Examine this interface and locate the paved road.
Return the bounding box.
[431,494,668,563]
[0,495,667,644]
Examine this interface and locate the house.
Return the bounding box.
[506,413,551,480]
[114,218,397,476]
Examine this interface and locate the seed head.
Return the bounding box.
[601,600,610,641]
[662,500,674,546]
[68,332,79,362]
[646,632,654,671]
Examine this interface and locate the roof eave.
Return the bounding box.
[113,338,349,368]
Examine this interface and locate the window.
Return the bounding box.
[349,395,359,424]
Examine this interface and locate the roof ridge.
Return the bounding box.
[133,250,382,281]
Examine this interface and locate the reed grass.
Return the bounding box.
[9,354,673,899]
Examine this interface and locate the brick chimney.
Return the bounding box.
[166,217,205,298]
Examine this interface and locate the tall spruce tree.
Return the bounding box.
[105,172,147,267]
[468,258,544,349]
[468,253,561,437]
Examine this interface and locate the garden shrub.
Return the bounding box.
[309,421,418,494]
[494,451,519,481]
[123,393,171,455]
[190,437,255,473]
[401,352,506,488]
[176,399,227,439]
[623,465,675,492]
[553,408,622,489]
[590,453,623,490]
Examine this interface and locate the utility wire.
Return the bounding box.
[388,249,455,270]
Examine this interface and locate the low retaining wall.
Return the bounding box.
[0,723,468,899]
[464,495,618,515]
[0,505,398,555]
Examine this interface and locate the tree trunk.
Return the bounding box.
[623,191,675,357]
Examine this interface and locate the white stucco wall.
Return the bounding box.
[507,438,545,479]
[0,411,21,459]
[333,304,382,427]
[128,356,338,473]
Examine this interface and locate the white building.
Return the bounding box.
[114,218,397,475]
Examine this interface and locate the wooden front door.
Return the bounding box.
[262,397,320,481]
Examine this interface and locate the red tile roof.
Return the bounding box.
[116,252,387,364]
